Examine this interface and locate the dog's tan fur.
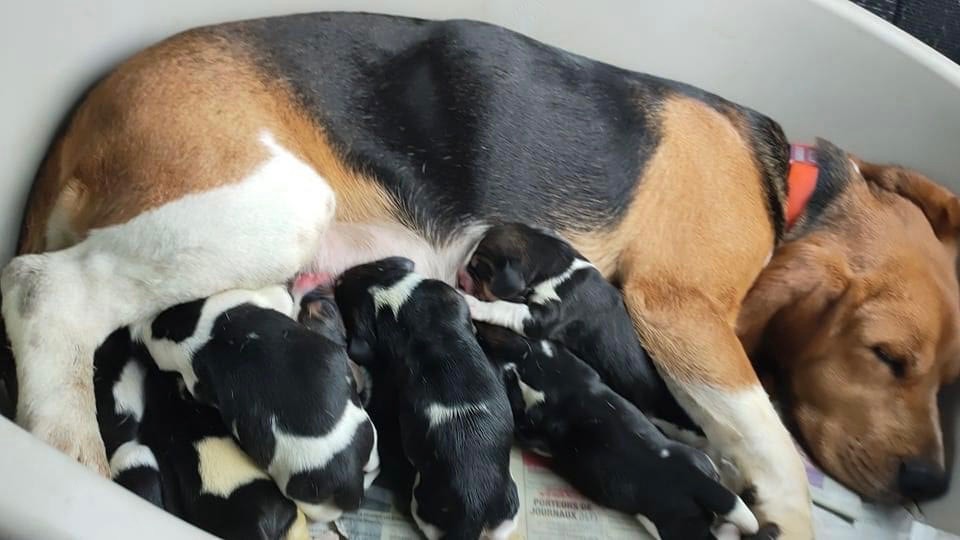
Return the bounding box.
[10,20,960,539]
[19,29,398,255]
[738,160,960,501]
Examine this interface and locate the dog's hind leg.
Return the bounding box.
[1,133,336,474]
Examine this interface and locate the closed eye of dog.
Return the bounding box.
[871,345,907,378]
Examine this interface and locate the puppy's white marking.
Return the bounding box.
[371,272,424,317]
[2,130,335,471]
[724,496,760,535]
[635,514,662,540]
[529,258,594,305]
[663,381,796,536]
[539,341,554,358]
[267,400,371,493]
[505,364,546,411]
[483,515,518,540]
[426,402,491,428]
[195,436,269,497]
[659,448,670,459]
[112,359,147,420]
[411,473,444,540]
[133,285,295,394]
[109,441,159,478]
[363,422,380,490]
[464,295,532,335]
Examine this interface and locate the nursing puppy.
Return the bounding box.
[132,285,379,522]
[298,288,415,508]
[460,222,691,426]
[92,327,164,507]
[475,323,757,540]
[335,257,519,540]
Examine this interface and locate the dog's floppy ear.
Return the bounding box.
[490,261,527,299]
[737,241,854,356]
[853,157,960,240]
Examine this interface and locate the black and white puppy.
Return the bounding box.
[140,369,310,540]
[335,257,519,540]
[298,288,414,509]
[459,222,692,427]
[133,285,379,522]
[93,328,309,540]
[475,323,758,540]
[93,327,164,507]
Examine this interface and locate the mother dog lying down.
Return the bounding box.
[4,11,959,538]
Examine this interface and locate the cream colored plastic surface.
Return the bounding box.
[2,0,960,536]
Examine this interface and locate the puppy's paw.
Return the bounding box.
[30,412,110,476]
[461,293,482,317]
[743,523,780,540]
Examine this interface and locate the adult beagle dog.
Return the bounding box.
[4,12,959,538]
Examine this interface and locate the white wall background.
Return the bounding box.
[2,0,960,535]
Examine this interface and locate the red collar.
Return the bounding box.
[786,144,819,229]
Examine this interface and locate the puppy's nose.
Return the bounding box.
[898,458,948,500]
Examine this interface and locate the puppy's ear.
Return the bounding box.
[348,337,375,365]
[854,157,960,240]
[737,241,853,356]
[490,262,527,299]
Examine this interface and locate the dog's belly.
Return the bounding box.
[307,221,487,284]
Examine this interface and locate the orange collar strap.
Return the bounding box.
[786,144,819,229]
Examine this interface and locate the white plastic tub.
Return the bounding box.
[2,0,959,537]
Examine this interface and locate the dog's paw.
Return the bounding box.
[26,407,109,477]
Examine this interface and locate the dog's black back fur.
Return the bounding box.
[234,12,787,244]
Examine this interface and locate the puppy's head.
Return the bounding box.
[739,141,960,502]
[461,223,573,301]
[474,322,532,365]
[333,257,416,364]
[297,287,346,346]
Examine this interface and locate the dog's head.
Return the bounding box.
[460,223,574,301]
[333,256,416,364]
[739,141,960,502]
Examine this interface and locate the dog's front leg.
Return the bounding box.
[1,137,338,474]
[621,280,812,539]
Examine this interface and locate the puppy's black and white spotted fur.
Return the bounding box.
[460,222,692,427]
[475,323,758,540]
[93,328,164,507]
[335,257,519,540]
[93,328,309,540]
[133,285,379,522]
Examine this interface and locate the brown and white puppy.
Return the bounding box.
[5,13,960,538]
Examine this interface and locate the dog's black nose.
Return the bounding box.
[898,458,948,500]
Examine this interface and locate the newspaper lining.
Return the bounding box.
[304,445,958,540]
